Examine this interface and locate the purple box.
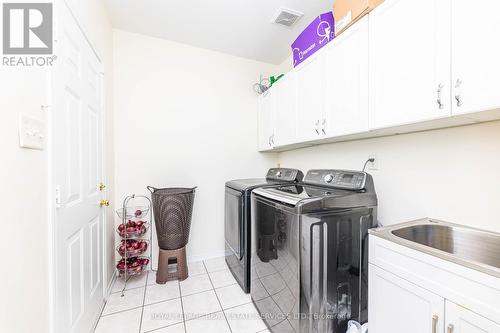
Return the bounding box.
[292,12,335,67]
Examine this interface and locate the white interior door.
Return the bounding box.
[445,301,500,333]
[52,3,105,333]
[451,0,500,115]
[324,16,369,137]
[369,0,451,129]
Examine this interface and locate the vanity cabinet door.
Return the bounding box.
[324,16,369,137]
[445,301,500,333]
[369,0,451,129]
[257,90,276,151]
[451,0,500,116]
[369,264,445,333]
[295,55,325,142]
[274,72,297,147]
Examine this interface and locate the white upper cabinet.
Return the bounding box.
[369,0,451,129]
[256,0,500,152]
[324,16,369,137]
[451,0,500,115]
[274,73,297,147]
[445,301,500,333]
[295,55,325,142]
[257,90,276,151]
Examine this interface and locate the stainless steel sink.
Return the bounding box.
[369,218,500,277]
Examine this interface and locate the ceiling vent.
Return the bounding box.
[271,7,304,27]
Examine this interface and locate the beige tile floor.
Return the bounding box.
[94,257,270,333]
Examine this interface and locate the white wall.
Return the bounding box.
[278,121,500,233]
[0,1,113,332]
[0,66,49,333]
[113,30,278,261]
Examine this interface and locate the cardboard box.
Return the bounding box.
[333,0,384,35]
[291,12,335,67]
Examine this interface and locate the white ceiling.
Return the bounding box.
[104,0,333,64]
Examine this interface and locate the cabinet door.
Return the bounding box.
[369,0,451,129]
[446,301,500,333]
[274,73,297,147]
[369,264,445,333]
[451,0,500,115]
[295,55,324,141]
[324,16,369,137]
[258,90,275,151]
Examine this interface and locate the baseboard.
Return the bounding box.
[187,250,227,263]
[90,270,117,332]
[105,270,117,300]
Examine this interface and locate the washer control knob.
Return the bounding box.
[276,170,282,177]
[324,174,334,183]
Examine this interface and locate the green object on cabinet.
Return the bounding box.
[270,74,285,86]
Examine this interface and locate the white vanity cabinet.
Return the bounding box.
[369,235,500,333]
[445,301,500,333]
[370,264,445,333]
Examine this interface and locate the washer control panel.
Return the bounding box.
[266,168,304,182]
[305,169,366,190]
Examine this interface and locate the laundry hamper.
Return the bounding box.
[147,186,196,283]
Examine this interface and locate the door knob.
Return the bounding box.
[99,199,110,207]
[99,183,106,191]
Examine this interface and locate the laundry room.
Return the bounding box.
[1,0,500,333]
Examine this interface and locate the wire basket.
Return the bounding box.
[116,206,149,219]
[147,186,196,250]
[116,239,149,257]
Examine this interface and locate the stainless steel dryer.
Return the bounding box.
[225,168,303,293]
[250,169,377,333]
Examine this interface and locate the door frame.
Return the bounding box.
[47,1,107,332]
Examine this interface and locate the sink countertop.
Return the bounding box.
[369,218,500,279]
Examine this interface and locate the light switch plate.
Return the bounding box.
[19,114,46,150]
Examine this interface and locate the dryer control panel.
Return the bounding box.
[266,168,304,182]
[304,169,367,190]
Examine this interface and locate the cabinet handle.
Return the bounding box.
[322,119,327,135]
[315,120,320,135]
[454,79,463,107]
[447,324,454,333]
[436,83,444,109]
[432,315,438,333]
[268,136,272,147]
[271,134,275,145]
